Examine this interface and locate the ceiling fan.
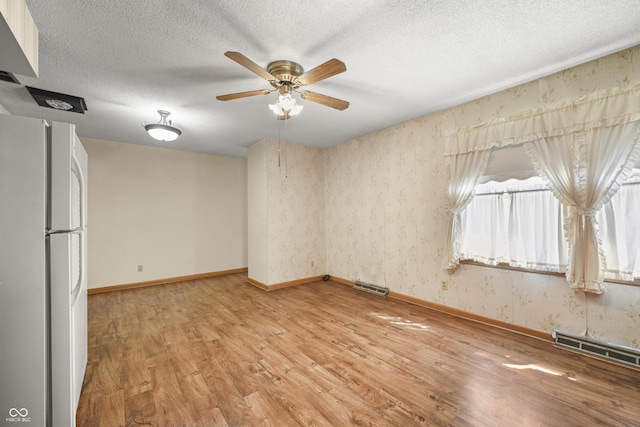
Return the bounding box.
[216,51,349,119]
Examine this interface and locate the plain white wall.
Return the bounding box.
[81,137,247,289]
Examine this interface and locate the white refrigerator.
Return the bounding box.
[0,115,88,426]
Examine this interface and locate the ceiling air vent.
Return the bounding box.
[26,86,87,114]
[0,71,20,84]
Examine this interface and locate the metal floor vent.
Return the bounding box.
[354,280,389,296]
[553,330,640,370]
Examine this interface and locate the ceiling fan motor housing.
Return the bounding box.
[267,60,304,88]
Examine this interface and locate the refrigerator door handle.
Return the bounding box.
[70,230,85,308]
[71,154,86,230]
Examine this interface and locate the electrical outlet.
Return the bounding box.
[311,260,315,268]
[137,265,143,272]
[441,280,448,290]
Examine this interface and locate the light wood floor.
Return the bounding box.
[77,273,640,426]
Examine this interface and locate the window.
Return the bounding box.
[442,86,640,292]
[597,172,640,281]
[460,176,568,273]
[459,147,640,282]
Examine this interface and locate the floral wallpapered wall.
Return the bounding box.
[322,46,640,348]
[263,139,327,285]
[256,47,640,347]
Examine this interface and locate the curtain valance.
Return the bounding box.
[444,84,640,156]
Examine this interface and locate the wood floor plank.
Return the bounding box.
[200,359,260,427]
[245,389,311,427]
[77,389,125,427]
[125,390,155,426]
[204,407,230,427]
[77,273,640,426]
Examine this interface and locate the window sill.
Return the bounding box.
[459,260,640,287]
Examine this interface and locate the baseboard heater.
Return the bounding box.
[553,330,640,370]
[354,280,389,296]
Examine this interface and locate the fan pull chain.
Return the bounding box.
[278,119,282,168]
[275,114,288,178]
[284,117,288,178]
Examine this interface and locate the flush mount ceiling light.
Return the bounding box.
[143,110,181,142]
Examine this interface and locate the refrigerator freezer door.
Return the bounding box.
[49,230,87,427]
[50,122,88,232]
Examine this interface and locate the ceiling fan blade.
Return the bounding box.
[296,58,346,86]
[300,91,349,110]
[216,89,272,101]
[224,51,276,81]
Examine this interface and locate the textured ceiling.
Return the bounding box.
[1,1,640,157]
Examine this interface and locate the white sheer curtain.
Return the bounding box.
[508,190,567,272]
[523,123,640,293]
[442,149,491,269]
[598,177,640,281]
[460,193,509,265]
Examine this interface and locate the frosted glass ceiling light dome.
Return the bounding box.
[144,110,182,142]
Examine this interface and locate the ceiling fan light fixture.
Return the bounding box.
[144,110,181,142]
[278,93,295,110]
[269,93,303,118]
[268,103,284,116]
[290,103,303,116]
